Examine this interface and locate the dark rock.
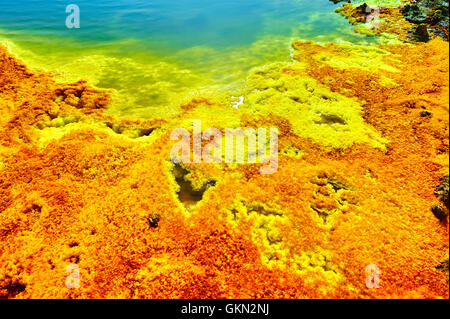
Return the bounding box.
[431,204,449,222]
[148,214,160,228]
[420,110,432,117]
[354,3,380,23]
[409,24,431,42]
[435,175,449,208]
[402,4,429,24]
[402,0,449,41]
[329,0,350,4]
[356,3,369,14]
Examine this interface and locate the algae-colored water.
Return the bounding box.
[0,0,383,119]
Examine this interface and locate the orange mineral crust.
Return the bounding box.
[0,37,448,299]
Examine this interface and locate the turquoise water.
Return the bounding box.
[0,0,371,118]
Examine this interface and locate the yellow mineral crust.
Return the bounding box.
[0,36,448,299]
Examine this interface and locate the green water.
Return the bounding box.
[0,0,379,119]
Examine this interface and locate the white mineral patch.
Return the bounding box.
[231,96,244,109]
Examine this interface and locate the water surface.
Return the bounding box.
[0,0,372,118]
